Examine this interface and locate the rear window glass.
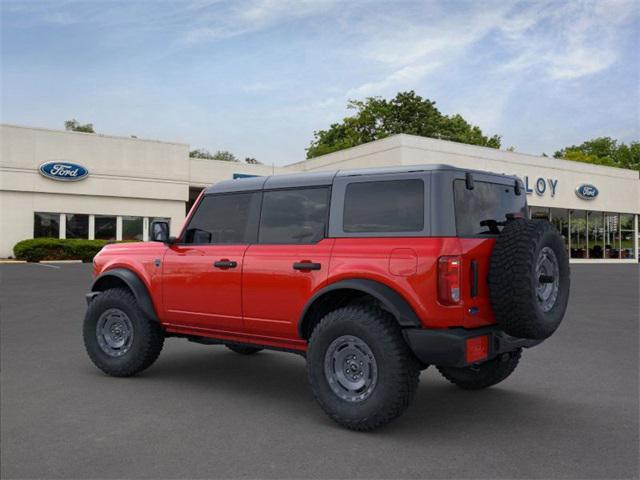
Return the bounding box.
[454,180,526,236]
[343,179,424,233]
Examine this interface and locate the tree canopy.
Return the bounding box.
[189,149,239,162]
[554,137,639,171]
[190,149,262,164]
[306,91,501,158]
[64,119,94,133]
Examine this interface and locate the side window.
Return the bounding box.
[184,192,260,244]
[343,179,424,233]
[259,188,329,244]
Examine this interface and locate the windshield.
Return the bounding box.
[454,179,527,236]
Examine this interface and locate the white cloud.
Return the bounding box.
[183,0,340,44]
[359,6,511,67]
[347,63,440,97]
[499,0,637,80]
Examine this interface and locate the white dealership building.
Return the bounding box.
[1,124,638,262]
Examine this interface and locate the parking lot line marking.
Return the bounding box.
[35,263,61,269]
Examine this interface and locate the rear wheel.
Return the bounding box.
[83,288,164,377]
[307,305,420,431]
[437,349,522,390]
[225,344,263,355]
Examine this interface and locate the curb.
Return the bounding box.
[39,260,84,264]
[0,259,27,264]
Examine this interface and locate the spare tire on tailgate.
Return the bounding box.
[488,218,570,340]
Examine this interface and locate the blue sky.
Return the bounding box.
[2,0,639,165]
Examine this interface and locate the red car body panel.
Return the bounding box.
[162,244,248,330]
[93,234,498,352]
[458,237,498,328]
[242,239,335,339]
[328,237,496,330]
[94,242,165,318]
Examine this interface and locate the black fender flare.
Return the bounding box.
[90,268,159,322]
[298,278,422,337]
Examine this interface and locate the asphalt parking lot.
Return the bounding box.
[1,263,638,479]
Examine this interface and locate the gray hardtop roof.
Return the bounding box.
[204,163,519,194]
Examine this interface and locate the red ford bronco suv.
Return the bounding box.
[83,165,570,431]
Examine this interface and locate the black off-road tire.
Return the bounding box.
[437,349,522,390]
[307,305,420,431]
[488,219,570,340]
[226,344,263,355]
[83,288,164,377]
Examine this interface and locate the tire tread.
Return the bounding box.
[83,288,164,377]
[307,305,419,431]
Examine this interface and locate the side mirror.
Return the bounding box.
[150,221,170,243]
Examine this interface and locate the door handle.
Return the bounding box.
[214,260,237,269]
[293,261,321,271]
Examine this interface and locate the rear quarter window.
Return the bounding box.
[454,179,526,236]
[343,179,424,233]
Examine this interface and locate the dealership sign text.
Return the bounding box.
[523,176,558,197]
[39,161,89,182]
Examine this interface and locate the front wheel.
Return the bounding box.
[83,288,164,377]
[307,305,420,431]
[436,349,522,390]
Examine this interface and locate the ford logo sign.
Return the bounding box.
[39,161,89,182]
[575,183,598,200]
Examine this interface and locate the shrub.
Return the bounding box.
[13,238,110,262]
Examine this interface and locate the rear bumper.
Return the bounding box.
[403,326,542,368]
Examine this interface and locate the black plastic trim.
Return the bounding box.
[403,326,542,368]
[90,268,159,322]
[298,278,422,337]
[470,260,478,298]
[293,262,321,271]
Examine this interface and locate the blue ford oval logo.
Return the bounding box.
[39,161,89,182]
[575,183,598,200]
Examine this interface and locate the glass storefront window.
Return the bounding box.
[603,213,620,259]
[535,209,634,261]
[570,210,587,258]
[95,215,117,241]
[66,214,89,239]
[550,208,569,254]
[34,212,60,238]
[122,216,143,241]
[620,214,636,259]
[587,211,604,259]
[529,207,550,220]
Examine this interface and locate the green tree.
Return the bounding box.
[554,137,640,171]
[189,149,215,159]
[306,91,501,158]
[244,157,262,165]
[64,119,94,133]
[212,150,238,162]
[189,149,239,162]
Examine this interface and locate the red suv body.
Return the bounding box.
[94,236,495,342]
[85,164,569,430]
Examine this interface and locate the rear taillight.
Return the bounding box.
[438,256,461,306]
